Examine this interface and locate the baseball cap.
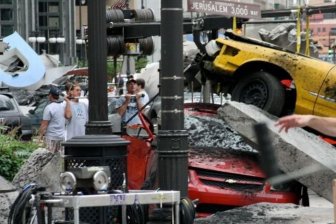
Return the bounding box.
[126,79,137,85]
[49,86,61,97]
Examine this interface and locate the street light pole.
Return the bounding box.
[158,0,188,197]
[86,0,112,134]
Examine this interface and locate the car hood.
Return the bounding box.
[188,147,265,179]
[185,103,264,179]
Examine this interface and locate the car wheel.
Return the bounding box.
[231,71,285,116]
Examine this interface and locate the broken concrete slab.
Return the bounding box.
[12,148,63,193]
[217,101,336,202]
[194,202,334,224]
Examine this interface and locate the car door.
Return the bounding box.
[313,66,336,117]
[29,100,49,133]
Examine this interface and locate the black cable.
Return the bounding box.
[8,184,35,224]
[126,203,146,224]
[8,184,47,224]
[180,197,196,224]
[134,203,145,224]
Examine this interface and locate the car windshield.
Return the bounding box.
[0,95,15,111]
[34,99,48,115]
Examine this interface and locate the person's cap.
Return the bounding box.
[126,79,137,85]
[49,86,61,97]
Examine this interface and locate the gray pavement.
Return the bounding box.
[309,189,333,208]
[195,198,334,224]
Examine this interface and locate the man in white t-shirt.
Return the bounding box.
[116,79,147,127]
[64,83,88,140]
[39,86,65,153]
[135,78,149,106]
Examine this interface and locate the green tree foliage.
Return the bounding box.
[77,56,149,83]
[106,56,149,82]
[0,133,38,181]
[107,58,122,82]
[135,56,148,73]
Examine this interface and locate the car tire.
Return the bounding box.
[231,71,285,116]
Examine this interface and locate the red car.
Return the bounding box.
[125,103,302,217]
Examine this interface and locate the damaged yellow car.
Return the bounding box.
[194,31,336,117]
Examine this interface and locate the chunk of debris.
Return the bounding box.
[218,101,336,202]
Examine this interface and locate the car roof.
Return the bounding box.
[0,90,15,98]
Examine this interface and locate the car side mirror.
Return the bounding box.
[28,109,35,115]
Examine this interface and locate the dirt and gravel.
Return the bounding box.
[185,115,256,153]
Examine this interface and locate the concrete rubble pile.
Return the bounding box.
[218,101,336,202]
[1,101,336,223]
[195,202,333,224]
[12,148,62,192]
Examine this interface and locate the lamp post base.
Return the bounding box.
[86,121,113,135]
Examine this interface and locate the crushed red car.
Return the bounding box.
[125,102,303,216]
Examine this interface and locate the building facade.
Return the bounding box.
[308,0,336,61]
[0,0,15,37]
[0,0,76,66]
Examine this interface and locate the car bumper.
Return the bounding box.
[188,170,300,207]
[21,129,33,139]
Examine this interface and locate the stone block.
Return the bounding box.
[218,101,336,202]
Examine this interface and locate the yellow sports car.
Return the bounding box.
[197,31,336,117]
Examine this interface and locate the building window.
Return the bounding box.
[1,8,12,21]
[49,16,59,28]
[322,27,326,32]
[317,27,321,33]
[38,1,60,29]
[0,0,12,4]
[39,15,47,27]
[49,4,59,13]
[39,2,48,13]
[324,12,336,19]
[1,24,13,36]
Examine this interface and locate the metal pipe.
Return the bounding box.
[243,19,297,24]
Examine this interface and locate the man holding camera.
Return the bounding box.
[116,79,147,127]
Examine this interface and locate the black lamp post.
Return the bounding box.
[86,0,112,134]
[158,0,188,197]
[61,2,129,223]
